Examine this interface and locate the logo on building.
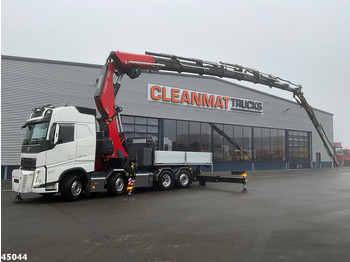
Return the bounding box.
[148,84,263,114]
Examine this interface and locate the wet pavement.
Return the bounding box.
[2,167,350,262]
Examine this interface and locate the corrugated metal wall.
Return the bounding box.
[1,57,99,165]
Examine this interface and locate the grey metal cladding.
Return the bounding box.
[1,57,99,165]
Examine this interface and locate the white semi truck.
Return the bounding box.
[12,105,218,201]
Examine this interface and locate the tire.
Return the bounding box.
[107,173,126,196]
[175,170,192,189]
[158,171,174,191]
[60,175,84,201]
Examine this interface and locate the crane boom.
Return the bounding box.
[95,51,339,166]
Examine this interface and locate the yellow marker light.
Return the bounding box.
[92,186,96,189]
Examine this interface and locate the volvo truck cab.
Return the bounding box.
[12,105,97,197]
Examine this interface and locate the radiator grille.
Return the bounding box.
[21,158,36,170]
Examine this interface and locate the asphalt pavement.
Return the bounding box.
[1,167,350,262]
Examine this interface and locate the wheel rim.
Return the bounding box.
[161,174,171,187]
[179,173,189,185]
[71,180,82,197]
[115,177,124,192]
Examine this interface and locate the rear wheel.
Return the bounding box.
[158,171,174,191]
[60,175,84,201]
[176,170,192,188]
[107,173,126,196]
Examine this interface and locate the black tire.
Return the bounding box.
[107,173,126,196]
[158,171,174,191]
[175,170,192,189]
[60,175,84,201]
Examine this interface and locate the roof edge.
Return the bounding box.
[1,55,333,116]
[1,55,102,69]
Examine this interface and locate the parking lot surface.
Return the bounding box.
[2,167,350,262]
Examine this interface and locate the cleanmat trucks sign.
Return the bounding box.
[148,84,263,114]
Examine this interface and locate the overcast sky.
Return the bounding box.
[2,0,350,147]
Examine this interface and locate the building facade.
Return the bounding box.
[1,56,334,179]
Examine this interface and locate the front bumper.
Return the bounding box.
[12,168,59,194]
[12,169,34,193]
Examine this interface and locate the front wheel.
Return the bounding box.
[60,175,84,201]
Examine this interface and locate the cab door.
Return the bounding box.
[45,123,76,186]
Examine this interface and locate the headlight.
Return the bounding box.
[33,167,46,187]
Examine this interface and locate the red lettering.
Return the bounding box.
[203,94,215,107]
[215,96,224,109]
[181,91,191,104]
[191,92,202,106]
[151,86,162,100]
[171,89,180,103]
[162,87,171,102]
[223,97,230,109]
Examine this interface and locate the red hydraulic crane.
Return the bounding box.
[94,51,339,167]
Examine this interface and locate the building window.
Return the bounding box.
[223,125,234,161]
[163,119,212,152]
[164,119,177,150]
[177,121,189,150]
[213,124,252,162]
[243,126,252,160]
[151,116,292,164]
[189,122,201,151]
[121,115,159,148]
[254,127,286,162]
[201,123,211,152]
[274,129,286,161]
[213,124,224,162]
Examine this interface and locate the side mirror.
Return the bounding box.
[53,124,60,145]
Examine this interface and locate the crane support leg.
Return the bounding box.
[124,162,136,201]
[196,171,248,193]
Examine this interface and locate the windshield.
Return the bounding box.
[335,147,343,153]
[23,122,49,145]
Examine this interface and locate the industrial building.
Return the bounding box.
[1,55,334,179]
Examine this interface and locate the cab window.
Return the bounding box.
[58,124,75,144]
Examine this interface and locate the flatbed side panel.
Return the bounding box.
[154,151,213,166]
[154,151,186,165]
[186,152,212,165]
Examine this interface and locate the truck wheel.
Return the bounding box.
[60,175,84,201]
[158,171,174,191]
[176,170,192,189]
[107,173,125,196]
